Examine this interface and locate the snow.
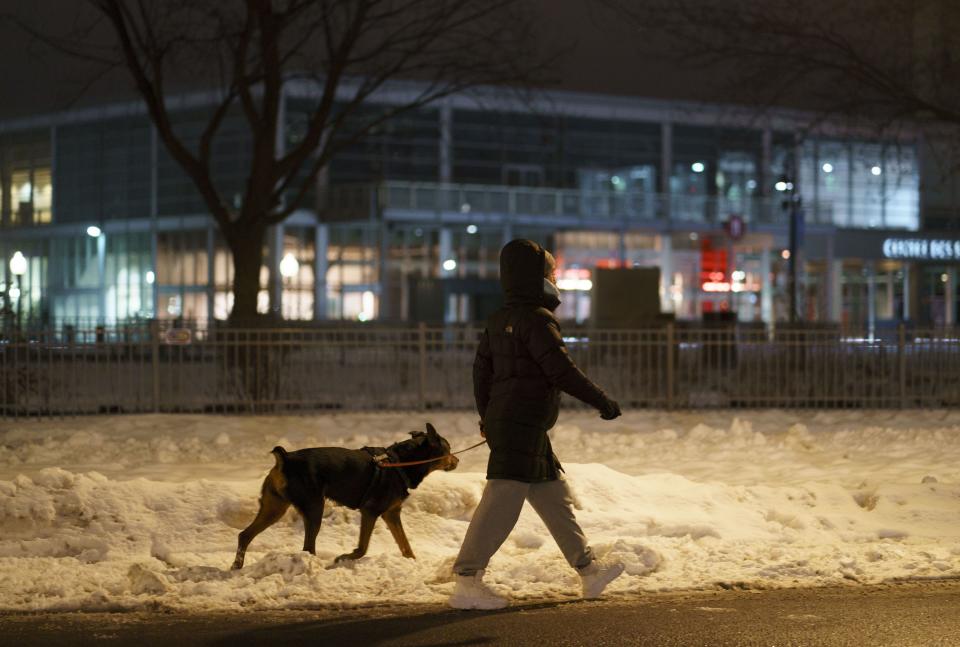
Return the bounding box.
[1,409,959,611]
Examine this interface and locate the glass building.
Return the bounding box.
[0,81,956,330]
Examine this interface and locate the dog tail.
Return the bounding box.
[271,446,287,469]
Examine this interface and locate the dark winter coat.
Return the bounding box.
[473,239,614,482]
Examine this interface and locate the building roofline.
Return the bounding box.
[0,76,920,142]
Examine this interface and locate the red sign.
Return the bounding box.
[700,238,729,291]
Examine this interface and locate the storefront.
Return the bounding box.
[807,230,960,329]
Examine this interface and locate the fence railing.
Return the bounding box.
[2,323,959,418]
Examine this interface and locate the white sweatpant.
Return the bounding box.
[453,477,595,576]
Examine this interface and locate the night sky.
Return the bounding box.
[0,0,721,121]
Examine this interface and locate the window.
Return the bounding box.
[2,129,53,226]
[56,118,150,223]
[816,140,851,226]
[10,167,53,225]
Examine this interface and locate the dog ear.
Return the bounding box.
[409,431,426,438]
[425,423,438,437]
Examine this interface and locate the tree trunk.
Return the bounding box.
[229,226,268,325]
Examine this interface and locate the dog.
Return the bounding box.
[231,423,458,569]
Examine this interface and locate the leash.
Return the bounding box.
[376,439,488,468]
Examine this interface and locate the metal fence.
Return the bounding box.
[2,323,960,418]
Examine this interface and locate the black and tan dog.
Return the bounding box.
[231,423,458,569]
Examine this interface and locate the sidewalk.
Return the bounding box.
[2,581,959,647]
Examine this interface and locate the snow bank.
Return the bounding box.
[1,410,959,611]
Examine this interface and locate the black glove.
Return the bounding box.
[600,398,621,420]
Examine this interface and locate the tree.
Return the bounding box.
[602,0,960,142]
[16,0,547,322]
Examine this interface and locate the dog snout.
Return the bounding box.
[444,455,459,471]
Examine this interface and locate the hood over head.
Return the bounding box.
[499,239,560,310]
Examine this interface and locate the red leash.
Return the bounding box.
[376,439,488,468]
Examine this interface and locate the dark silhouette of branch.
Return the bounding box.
[15,0,551,319]
[603,0,960,132]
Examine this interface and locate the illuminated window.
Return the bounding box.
[32,169,52,224]
[10,167,52,225]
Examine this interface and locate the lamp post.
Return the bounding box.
[9,251,27,332]
[777,175,803,323]
[279,252,299,319]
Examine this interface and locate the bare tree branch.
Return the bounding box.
[19,0,552,320]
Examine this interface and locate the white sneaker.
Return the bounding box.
[448,570,509,610]
[579,559,625,599]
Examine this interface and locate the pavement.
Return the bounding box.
[2,580,960,647]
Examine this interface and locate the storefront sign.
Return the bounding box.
[882,238,960,261]
[699,239,728,290]
[164,328,193,345]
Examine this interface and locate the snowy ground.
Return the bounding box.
[1,409,959,611]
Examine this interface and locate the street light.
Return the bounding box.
[9,251,27,332]
[279,253,299,319]
[779,172,803,323]
[10,251,27,277]
[279,252,299,279]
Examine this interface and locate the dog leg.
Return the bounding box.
[334,510,377,563]
[232,490,290,570]
[382,505,415,559]
[301,499,326,555]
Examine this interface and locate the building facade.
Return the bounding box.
[1,81,957,330]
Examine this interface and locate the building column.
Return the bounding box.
[660,122,672,219]
[150,229,159,320]
[438,228,454,275]
[314,224,329,320]
[50,124,58,223]
[438,227,455,322]
[902,264,911,322]
[270,83,287,319]
[761,129,772,198]
[946,268,957,326]
[0,144,9,227]
[828,259,843,323]
[399,228,411,320]
[883,270,895,320]
[378,220,390,320]
[866,260,877,338]
[206,224,215,322]
[760,244,773,324]
[824,235,835,322]
[97,233,107,323]
[268,224,283,316]
[439,101,452,183]
[150,125,159,319]
[659,234,673,313]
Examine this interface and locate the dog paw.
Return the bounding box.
[334,551,362,563]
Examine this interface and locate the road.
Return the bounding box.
[2,581,959,647]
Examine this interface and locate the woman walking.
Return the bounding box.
[449,239,624,610]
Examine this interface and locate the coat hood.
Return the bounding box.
[499,239,559,310]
